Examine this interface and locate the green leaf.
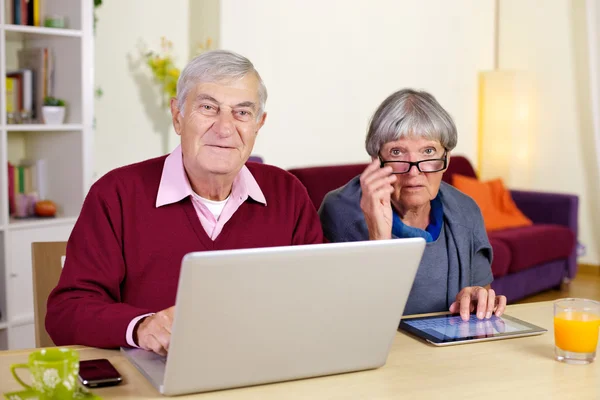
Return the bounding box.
[44,96,66,106]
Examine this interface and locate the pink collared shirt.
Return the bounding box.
[156,145,266,239]
[125,145,267,347]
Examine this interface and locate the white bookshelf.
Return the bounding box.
[4,25,83,38]
[0,0,93,350]
[3,123,84,131]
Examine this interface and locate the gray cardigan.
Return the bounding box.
[318,176,494,308]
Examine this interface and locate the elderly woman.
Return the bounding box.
[319,88,506,321]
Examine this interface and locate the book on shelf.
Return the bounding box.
[6,69,33,119]
[5,0,42,26]
[5,47,54,123]
[17,47,53,120]
[5,77,17,114]
[7,159,48,217]
[7,163,15,215]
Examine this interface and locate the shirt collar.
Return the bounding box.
[156,145,266,207]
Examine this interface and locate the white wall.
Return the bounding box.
[189,0,220,58]
[93,0,189,179]
[95,0,495,174]
[499,0,600,265]
[219,0,495,169]
[582,0,600,266]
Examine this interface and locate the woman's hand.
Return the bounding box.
[359,159,396,240]
[449,286,507,321]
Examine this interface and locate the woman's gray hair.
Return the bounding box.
[365,89,457,157]
[176,49,268,119]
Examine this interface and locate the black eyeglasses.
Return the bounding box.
[379,151,448,174]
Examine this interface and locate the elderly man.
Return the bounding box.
[46,50,323,355]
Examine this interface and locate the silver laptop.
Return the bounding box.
[122,238,425,396]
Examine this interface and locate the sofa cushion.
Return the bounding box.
[488,224,575,273]
[452,174,533,231]
[489,238,511,278]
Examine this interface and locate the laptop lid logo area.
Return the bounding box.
[125,239,426,396]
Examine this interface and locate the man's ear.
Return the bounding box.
[170,97,183,136]
[256,111,267,133]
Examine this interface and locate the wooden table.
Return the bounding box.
[1,302,598,399]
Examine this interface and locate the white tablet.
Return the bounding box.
[399,313,547,346]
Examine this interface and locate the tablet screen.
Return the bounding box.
[399,313,546,344]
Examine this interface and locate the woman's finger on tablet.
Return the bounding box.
[486,288,496,319]
[459,291,472,321]
[449,301,458,314]
[494,295,507,317]
[475,287,488,319]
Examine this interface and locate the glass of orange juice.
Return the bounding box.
[554,298,600,364]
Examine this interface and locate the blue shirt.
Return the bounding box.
[391,195,444,242]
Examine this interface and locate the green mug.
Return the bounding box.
[10,348,80,400]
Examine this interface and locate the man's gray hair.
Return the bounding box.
[176,49,268,118]
[365,89,457,157]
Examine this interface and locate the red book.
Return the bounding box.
[21,0,28,25]
[7,163,15,215]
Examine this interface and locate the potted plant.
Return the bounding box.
[42,97,66,124]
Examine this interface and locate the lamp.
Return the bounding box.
[477,0,534,188]
[477,70,534,187]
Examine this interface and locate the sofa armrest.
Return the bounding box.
[511,189,579,279]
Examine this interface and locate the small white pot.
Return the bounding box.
[42,106,66,125]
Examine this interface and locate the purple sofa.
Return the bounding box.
[288,156,578,303]
[248,155,264,163]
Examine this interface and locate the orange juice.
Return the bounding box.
[554,311,600,353]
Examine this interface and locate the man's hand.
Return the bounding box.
[135,306,175,356]
[359,159,396,240]
[449,286,507,321]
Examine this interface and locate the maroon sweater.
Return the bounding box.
[46,156,324,348]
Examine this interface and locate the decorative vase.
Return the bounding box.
[42,106,66,124]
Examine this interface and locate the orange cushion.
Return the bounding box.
[452,174,533,232]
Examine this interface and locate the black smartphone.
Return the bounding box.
[79,358,123,388]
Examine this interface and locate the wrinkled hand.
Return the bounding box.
[449,286,507,321]
[135,306,175,356]
[360,159,396,240]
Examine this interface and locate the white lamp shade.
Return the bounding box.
[478,70,535,187]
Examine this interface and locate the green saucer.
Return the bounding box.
[3,387,102,400]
